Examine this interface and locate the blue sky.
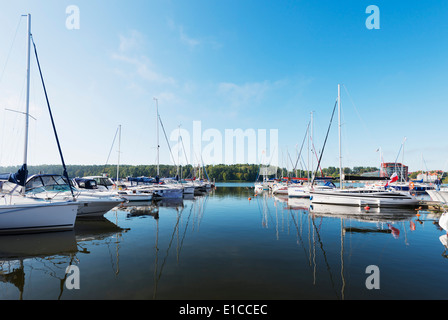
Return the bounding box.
[0,0,447,173]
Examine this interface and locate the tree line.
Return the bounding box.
[0,164,384,182]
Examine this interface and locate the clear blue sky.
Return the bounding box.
[0,0,447,172]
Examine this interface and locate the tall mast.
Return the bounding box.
[116,124,121,182]
[338,84,343,189]
[153,97,159,176]
[310,111,314,182]
[401,136,406,182]
[22,13,31,194]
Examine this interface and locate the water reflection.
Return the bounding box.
[0,217,128,299]
[151,195,210,299]
[112,192,211,299]
[256,190,448,299]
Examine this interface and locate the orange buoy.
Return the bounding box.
[416,213,421,217]
[248,197,252,201]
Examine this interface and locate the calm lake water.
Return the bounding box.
[1,182,447,301]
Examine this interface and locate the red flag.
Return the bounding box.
[385,172,398,187]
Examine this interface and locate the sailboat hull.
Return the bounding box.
[310,189,420,208]
[0,201,78,234]
[153,187,183,199]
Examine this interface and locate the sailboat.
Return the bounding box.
[74,125,154,202]
[147,98,183,199]
[0,14,78,233]
[309,84,420,208]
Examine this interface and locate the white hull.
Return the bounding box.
[75,197,123,218]
[117,191,153,202]
[0,199,78,234]
[26,191,123,218]
[427,190,448,203]
[150,186,183,199]
[254,183,269,192]
[272,184,288,194]
[182,186,195,194]
[288,185,311,198]
[310,189,420,208]
[288,184,333,198]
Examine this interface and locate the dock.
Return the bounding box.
[418,200,447,212]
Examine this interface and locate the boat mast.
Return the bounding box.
[22,13,31,195]
[310,111,314,182]
[154,97,159,176]
[338,84,343,189]
[401,137,406,182]
[116,124,121,182]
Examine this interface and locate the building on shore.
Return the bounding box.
[416,172,440,183]
[380,162,408,181]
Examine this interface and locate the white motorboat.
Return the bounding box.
[162,178,195,195]
[148,184,183,199]
[125,176,183,199]
[80,176,154,202]
[24,174,123,218]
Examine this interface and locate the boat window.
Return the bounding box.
[53,175,69,186]
[29,175,71,193]
[95,177,114,187]
[26,176,44,191]
[87,180,98,188]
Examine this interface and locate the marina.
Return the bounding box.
[0,183,447,300]
[0,2,448,306]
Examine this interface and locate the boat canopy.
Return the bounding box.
[25,174,71,193]
[73,177,98,189]
[127,177,155,183]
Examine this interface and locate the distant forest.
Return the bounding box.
[0,164,381,182]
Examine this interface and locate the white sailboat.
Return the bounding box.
[288,181,334,198]
[0,14,78,233]
[272,182,288,194]
[75,125,154,202]
[149,98,183,199]
[309,84,420,208]
[0,194,77,234]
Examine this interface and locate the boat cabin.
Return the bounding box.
[83,176,115,190]
[72,177,98,189]
[25,174,72,193]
